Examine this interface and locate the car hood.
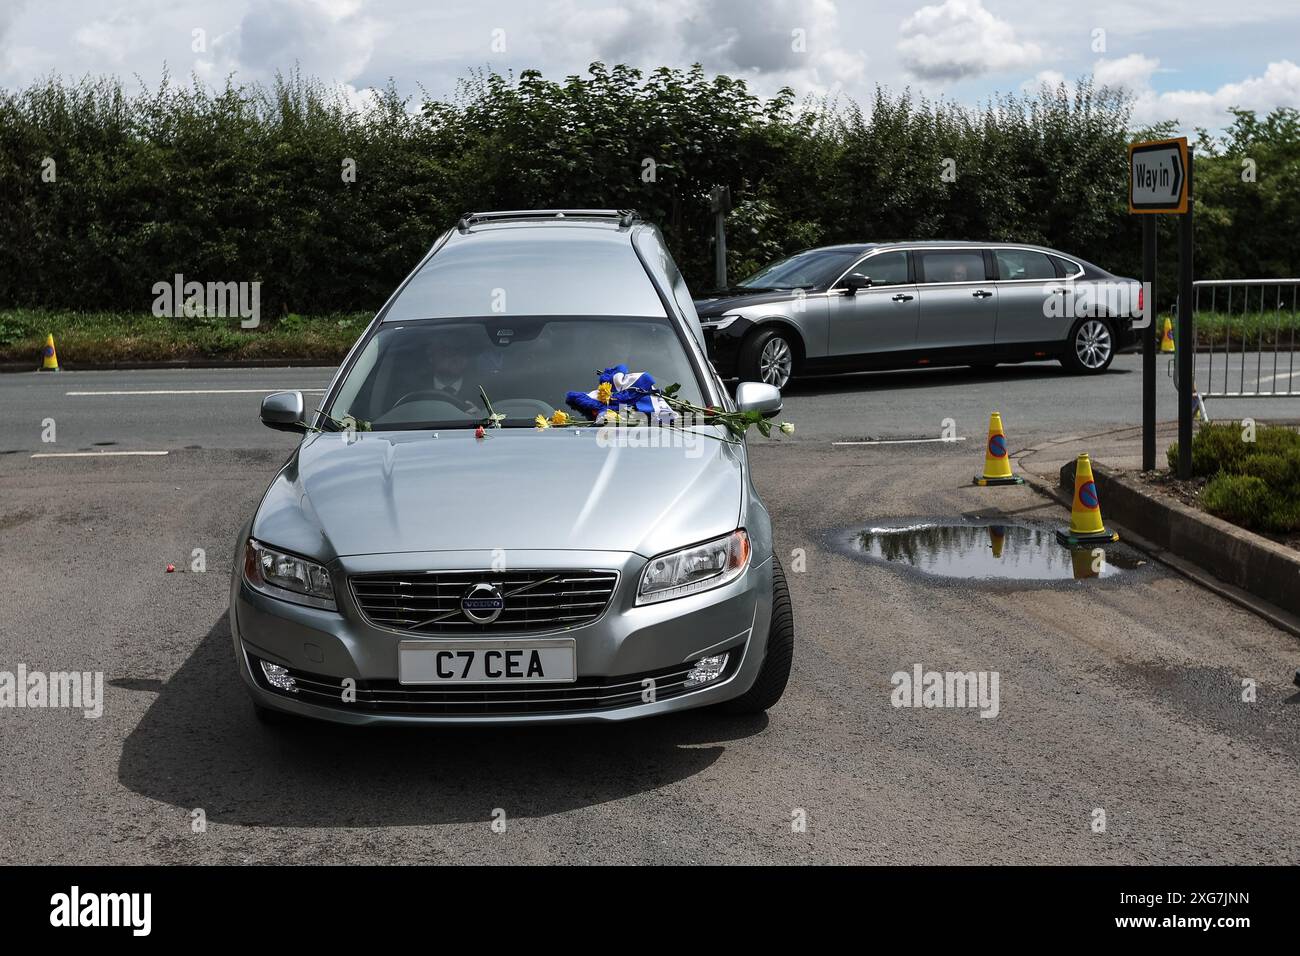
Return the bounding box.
[693,289,805,317]
[252,428,745,561]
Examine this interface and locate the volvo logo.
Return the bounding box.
[460,582,505,624]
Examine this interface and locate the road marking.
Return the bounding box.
[833,437,967,446]
[31,450,170,458]
[65,388,327,396]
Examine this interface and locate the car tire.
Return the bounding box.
[1060,317,1117,374]
[739,328,797,389]
[714,556,794,715]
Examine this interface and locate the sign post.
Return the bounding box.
[1129,136,1193,478]
[1142,218,1156,471]
[709,185,731,291]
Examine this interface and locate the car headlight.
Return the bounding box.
[243,538,337,611]
[637,530,751,605]
[702,313,741,332]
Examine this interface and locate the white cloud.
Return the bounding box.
[1021,69,1066,93]
[0,0,26,73]
[1020,55,1300,131]
[72,7,157,67]
[201,0,383,86]
[898,0,1042,80]
[1093,53,1159,91]
[542,0,867,96]
[1137,59,1300,129]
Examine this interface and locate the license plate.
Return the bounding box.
[398,639,577,685]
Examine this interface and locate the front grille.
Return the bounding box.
[248,655,738,716]
[350,569,619,635]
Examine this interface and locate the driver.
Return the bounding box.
[424,328,481,413]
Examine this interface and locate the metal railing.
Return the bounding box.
[1191,279,1300,398]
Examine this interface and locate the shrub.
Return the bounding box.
[1201,474,1273,528]
[1172,423,1300,533]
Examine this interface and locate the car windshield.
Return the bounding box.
[738,248,864,290]
[326,316,705,430]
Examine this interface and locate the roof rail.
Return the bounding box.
[456,209,641,232]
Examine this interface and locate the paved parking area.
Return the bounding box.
[2,364,1298,864]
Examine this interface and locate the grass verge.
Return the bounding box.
[1178,309,1300,350]
[0,309,368,366]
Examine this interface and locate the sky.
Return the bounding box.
[2,0,1298,132]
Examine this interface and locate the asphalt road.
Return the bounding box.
[1,353,1291,455]
[2,359,1299,864]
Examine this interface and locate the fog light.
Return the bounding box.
[260,659,297,693]
[685,653,729,688]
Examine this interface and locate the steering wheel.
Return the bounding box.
[391,389,480,415]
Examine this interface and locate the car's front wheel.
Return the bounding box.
[739,328,796,389]
[714,556,794,715]
[1061,317,1116,374]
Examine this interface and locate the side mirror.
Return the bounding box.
[261,390,307,433]
[841,275,872,295]
[735,381,783,419]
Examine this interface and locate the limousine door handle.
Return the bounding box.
[891,293,914,302]
[971,289,994,299]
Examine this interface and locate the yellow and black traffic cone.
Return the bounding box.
[1159,317,1175,353]
[973,412,1023,486]
[1056,453,1119,546]
[988,524,1005,559]
[1070,547,1100,580]
[39,334,60,371]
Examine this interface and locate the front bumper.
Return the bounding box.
[700,317,755,378]
[231,549,773,725]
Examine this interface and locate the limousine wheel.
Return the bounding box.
[1062,317,1116,374]
[740,328,796,389]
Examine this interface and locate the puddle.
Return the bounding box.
[837,518,1148,582]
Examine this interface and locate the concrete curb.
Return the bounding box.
[1021,460,1300,638]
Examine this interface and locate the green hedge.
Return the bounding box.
[1168,423,1300,532]
[2,65,1298,316]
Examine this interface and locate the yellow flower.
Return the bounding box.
[550,410,570,426]
[603,409,621,425]
[596,381,612,404]
[534,414,550,430]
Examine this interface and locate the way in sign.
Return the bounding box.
[1133,158,1174,192]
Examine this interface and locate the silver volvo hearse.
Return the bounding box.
[231,210,794,725]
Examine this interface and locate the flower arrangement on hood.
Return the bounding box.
[539,363,795,442]
[565,365,677,424]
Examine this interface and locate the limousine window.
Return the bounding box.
[995,249,1055,281]
[916,250,986,283]
[844,251,909,287]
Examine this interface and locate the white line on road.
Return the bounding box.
[65,388,327,396]
[31,450,170,458]
[833,437,968,446]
